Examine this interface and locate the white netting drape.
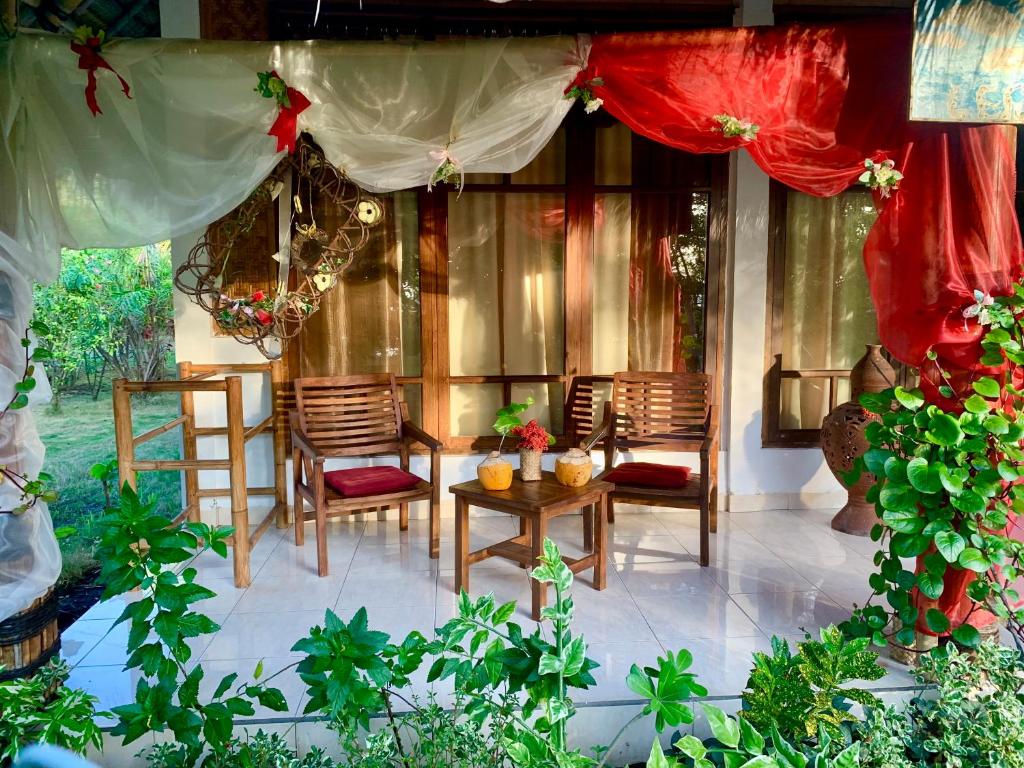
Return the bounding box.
[0,30,586,621]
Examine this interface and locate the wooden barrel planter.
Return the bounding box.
[0,589,60,681]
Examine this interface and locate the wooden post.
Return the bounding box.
[178,361,201,523]
[270,359,289,528]
[225,376,251,587]
[112,378,137,492]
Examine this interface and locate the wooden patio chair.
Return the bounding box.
[577,371,719,567]
[290,374,441,576]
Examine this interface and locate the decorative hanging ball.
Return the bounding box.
[357,199,383,225]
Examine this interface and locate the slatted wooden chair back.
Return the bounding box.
[564,375,614,446]
[610,371,712,452]
[293,374,403,457]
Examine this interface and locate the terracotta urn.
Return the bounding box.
[555,448,593,487]
[820,344,895,536]
[477,451,513,491]
[519,448,543,482]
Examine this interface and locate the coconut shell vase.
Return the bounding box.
[555,448,593,487]
[820,344,895,536]
[477,451,513,491]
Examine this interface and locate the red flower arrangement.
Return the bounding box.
[511,419,554,452]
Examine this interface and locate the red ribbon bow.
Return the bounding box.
[70,36,131,116]
[266,70,311,154]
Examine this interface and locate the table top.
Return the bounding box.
[449,471,613,512]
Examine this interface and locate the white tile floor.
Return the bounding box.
[65,506,918,721]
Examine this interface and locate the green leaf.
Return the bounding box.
[957,547,991,573]
[739,716,765,754]
[951,490,986,515]
[951,624,981,648]
[934,530,966,563]
[859,391,893,414]
[983,414,1010,434]
[925,413,963,447]
[973,377,1001,398]
[881,508,925,535]
[645,739,675,768]
[701,704,740,748]
[963,394,991,414]
[674,735,707,761]
[925,608,950,634]
[906,457,942,493]
[917,571,944,600]
[894,386,924,410]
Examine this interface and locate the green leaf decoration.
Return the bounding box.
[963,394,991,414]
[917,570,944,600]
[925,413,964,446]
[957,547,991,573]
[701,703,740,748]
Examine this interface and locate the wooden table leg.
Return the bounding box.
[518,516,531,568]
[594,494,607,591]
[531,514,548,621]
[583,504,594,553]
[454,496,469,596]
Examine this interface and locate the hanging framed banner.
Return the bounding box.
[911,0,1024,123]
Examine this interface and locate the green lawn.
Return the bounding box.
[33,386,183,583]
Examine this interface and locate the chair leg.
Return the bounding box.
[607,497,616,524]
[428,494,440,559]
[294,493,304,546]
[709,487,719,534]
[699,499,710,567]
[315,493,329,578]
[583,504,594,553]
[399,502,409,531]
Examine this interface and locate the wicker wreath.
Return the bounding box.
[174,134,384,358]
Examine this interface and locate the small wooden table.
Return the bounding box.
[449,471,613,620]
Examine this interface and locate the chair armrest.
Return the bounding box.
[289,412,323,463]
[403,421,443,452]
[579,419,609,452]
[700,404,720,455]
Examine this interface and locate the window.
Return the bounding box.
[296,111,725,451]
[763,183,879,447]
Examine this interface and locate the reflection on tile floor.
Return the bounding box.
[66,507,918,717]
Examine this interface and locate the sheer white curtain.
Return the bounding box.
[0,30,586,621]
[0,31,586,283]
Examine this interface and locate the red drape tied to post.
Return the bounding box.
[582,21,1024,633]
[266,70,311,154]
[70,36,131,116]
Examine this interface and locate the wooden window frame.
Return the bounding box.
[295,110,728,454]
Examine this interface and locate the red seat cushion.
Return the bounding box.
[323,466,422,497]
[604,462,691,489]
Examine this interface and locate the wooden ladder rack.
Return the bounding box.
[112,361,289,587]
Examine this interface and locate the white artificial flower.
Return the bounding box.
[963,289,995,328]
[584,97,603,114]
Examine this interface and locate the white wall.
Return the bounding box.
[718,0,844,512]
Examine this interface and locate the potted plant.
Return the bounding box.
[478,397,555,488]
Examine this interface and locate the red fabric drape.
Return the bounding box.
[582,21,1024,632]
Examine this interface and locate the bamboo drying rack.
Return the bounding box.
[112,361,289,587]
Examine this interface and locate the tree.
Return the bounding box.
[32,244,174,409]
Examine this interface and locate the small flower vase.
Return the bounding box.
[519,448,543,482]
[555,448,593,487]
[477,451,513,491]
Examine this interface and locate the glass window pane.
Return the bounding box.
[779,378,830,431]
[595,122,631,186]
[399,383,422,427]
[450,384,503,437]
[511,127,565,185]
[448,192,565,377]
[300,192,421,377]
[511,382,564,436]
[781,190,879,373]
[592,191,709,374]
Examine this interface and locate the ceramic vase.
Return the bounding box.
[519,448,542,481]
[821,344,895,536]
[555,448,593,487]
[477,451,513,491]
